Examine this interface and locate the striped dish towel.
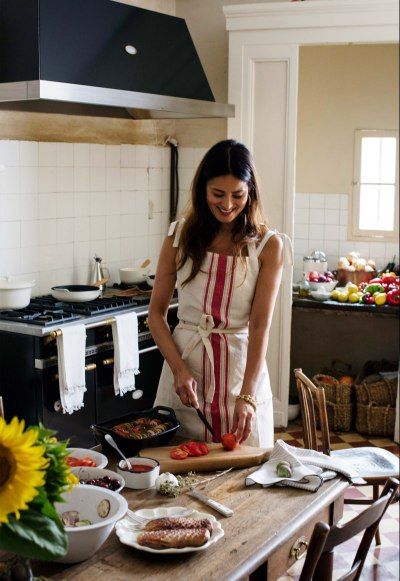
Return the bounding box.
[245,439,366,492]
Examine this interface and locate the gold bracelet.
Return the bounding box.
[236,394,257,411]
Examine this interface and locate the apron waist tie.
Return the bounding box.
[178,314,248,404]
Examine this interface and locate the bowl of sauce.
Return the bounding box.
[117,457,160,489]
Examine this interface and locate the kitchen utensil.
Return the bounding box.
[91,406,180,457]
[104,434,132,470]
[90,255,110,292]
[139,443,270,474]
[187,488,233,517]
[308,280,338,292]
[115,507,224,554]
[193,406,216,438]
[117,457,160,489]
[0,276,36,309]
[140,259,151,269]
[303,250,328,276]
[119,267,150,285]
[51,285,102,302]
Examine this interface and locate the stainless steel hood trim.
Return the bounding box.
[0,80,234,119]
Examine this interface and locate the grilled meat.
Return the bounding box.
[137,527,210,549]
[143,517,212,533]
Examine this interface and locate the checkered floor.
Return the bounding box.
[274,421,400,581]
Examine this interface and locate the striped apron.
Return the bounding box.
[154,219,292,447]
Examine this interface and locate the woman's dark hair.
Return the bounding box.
[177,139,266,285]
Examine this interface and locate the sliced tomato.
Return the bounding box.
[187,442,203,457]
[198,443,209,455]
[170,447,189,460]
[179,443,191,454]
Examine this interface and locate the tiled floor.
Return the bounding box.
[274,421,400,581]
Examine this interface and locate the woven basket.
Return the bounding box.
[313,374,353,404]
[356,403,396,437]
[355,376,397,406]
[326,401,353,432]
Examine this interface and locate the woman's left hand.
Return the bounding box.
[232,399,255,444]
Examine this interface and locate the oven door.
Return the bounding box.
[95,341,164,424]
[36,359,97,447]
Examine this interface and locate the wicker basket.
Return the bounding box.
[355,376,397,406]
[356,403,396,437]
[313,374,353,404]
[313,374,354,431]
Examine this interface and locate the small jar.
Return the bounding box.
[298,275,310,298]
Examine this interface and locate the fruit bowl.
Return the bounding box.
[71,467,125,493]
[310,290,331,302]
[309,280,338,292]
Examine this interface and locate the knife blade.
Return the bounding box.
[188,488,233,517]
[195,407,217,439]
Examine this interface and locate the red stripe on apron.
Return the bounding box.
[222,257,236,432]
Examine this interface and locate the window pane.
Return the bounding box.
[359,184,395,231]
[360,137,396,184]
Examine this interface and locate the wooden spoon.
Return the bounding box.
[140,259,151,269]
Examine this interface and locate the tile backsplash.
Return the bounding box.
[0,141,204,295]
[293,193,398,282]
[1,142,397,295]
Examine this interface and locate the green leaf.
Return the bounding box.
[0,507,68,561]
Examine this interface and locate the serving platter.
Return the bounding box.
[115,506,224,554]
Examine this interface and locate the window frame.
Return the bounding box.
[351,129,399,242]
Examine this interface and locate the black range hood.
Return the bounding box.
[0,0,234,120]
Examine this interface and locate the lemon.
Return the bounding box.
[331,289,340,300]
[347,283,358,295]
[348,293,359,303]
[338,291,349,302]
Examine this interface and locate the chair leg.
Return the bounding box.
[373,484,381,545]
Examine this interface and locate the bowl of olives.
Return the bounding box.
[71,467,125,493]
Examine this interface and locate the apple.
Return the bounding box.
[318,275,327,282]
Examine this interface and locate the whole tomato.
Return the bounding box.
[221,433,238,451]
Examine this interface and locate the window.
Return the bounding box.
[351,129,399,240]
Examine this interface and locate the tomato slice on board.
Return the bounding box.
[170,447,189,460]
[187,442,203,457]
[198,443,209,455]
[179,444,192,454]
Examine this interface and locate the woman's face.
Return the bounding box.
[206,174,249,225]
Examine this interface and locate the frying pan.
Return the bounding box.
[51,285,102,303]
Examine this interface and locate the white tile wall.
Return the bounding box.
[293,193,398,281]
[0,142,204,296]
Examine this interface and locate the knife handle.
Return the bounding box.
[204,498,233,518]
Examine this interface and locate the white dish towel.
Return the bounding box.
[245,439,366,492]
[111,312,140,396]
[56,324,87,414]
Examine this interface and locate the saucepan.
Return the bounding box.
[119,259,151,285]
[51,278,108,303]
[0,276,36,309]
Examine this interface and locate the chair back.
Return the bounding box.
[299,478,399,581]
[294,368,331,455]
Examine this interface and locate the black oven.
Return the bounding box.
[0,303,178,447]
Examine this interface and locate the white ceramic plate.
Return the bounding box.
[66,448,108,469]
[115,506,224,554]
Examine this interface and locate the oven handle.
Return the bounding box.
[52,363,97,381]
[102,344,159,366]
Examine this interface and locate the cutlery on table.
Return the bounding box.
[187,488,233,517]
[104,434,132,470]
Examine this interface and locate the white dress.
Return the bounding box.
[154,219,293,447]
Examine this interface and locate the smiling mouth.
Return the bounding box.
[217,207,235,215]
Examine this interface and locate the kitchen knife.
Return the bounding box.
[194,407,217,439]
[188,488,234,517]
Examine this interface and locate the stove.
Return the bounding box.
[0,290,179,446]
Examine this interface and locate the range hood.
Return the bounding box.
[0,0,234,120]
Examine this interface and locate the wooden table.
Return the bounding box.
[36,466,348,581]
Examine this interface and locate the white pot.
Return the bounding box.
[288,403,300,422]
[119,267,149,285]
[0,276,36,309]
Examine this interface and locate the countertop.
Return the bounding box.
[292,294,399,318]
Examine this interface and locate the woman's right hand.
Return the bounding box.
[174,364,199,408]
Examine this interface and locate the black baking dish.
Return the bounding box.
[91,406,180,456]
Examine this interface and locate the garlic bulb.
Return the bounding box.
[155,472,179,492]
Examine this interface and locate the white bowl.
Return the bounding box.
[119,267,149,285]
[288,403,300,421]
[55,484,127,563]
[66,448,108,469]
[71,467,125,493]
[117,457,160,489]
[310,290,331,302]
[309,280,338,292]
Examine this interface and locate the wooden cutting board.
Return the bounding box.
[139,443,271,474]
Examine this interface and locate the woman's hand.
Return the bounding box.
[174,364,199,408]
[232,399,255,443]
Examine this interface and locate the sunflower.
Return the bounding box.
[0,417,48,524]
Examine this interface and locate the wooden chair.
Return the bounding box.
[299,477,399,581]
[294,368,399,545]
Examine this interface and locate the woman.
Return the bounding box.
[149,139,290,447]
